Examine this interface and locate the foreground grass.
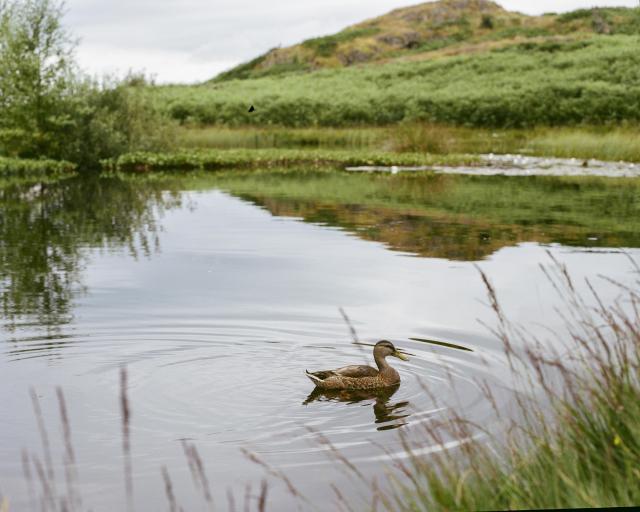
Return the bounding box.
[386,263,640,510]
[0,157,76,177]
[176,125,389,150]
[102,148,478,172]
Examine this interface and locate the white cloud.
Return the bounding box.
[74,45,236,84]
[63,0,640,83]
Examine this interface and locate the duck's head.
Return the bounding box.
[374,340,409,361]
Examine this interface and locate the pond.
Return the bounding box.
[1,170,639,510]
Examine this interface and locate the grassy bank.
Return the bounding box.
[381,263,640,511]
[0,157,76,177]
[176,124,640,163]
[102,148,478,172]
[153,35,640,128]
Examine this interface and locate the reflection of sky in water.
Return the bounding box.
[1,188,637,510]
[75,191,632,337]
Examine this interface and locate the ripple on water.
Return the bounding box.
[5,321,509,469]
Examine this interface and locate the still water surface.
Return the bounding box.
[1,172,638,509]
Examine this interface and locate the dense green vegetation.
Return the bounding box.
[176,125,389,150]
[385,264,640,510]
[155,35,640,128]
[0,0,174,170]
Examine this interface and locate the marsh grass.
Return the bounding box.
[177,126,389,150]
[525,126,640,162]
[386,123,640,162]
[173,124,640,164]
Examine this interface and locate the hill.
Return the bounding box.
[212,0,640,82]
[150,1,640,128]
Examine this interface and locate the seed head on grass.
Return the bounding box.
[181,441,214,511]
[120,366,133,512]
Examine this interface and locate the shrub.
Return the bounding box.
[481,14,494,29]
[0,0,176,169]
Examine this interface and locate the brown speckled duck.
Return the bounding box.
[305,340,409,390]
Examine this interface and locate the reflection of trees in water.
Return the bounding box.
[236,194,640,261]
[0,175,183,331]
[304,385,410,431]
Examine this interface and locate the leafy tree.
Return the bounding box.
[0,0,76,157]
[0,1,175,168]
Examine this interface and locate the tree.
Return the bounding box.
[0,0,75,157]
[0,0,174,167]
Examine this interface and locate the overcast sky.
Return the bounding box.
[63,0,638,84]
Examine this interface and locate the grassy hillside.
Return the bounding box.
[153,34,640,128]
[148,1,640,130]
[212,0,640,82]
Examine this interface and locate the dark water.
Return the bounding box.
[1,172,638,510]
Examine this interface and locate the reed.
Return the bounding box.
[388,123,640,162]
[173,124,640,164]
[369,254,640,510]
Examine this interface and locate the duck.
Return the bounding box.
[305,340,409,390]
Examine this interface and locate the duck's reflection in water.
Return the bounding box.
[303,385,410,431]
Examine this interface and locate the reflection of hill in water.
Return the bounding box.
[238,195,640,261]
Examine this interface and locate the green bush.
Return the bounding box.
[0,0,176,169]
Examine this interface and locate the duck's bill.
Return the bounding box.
[394,350,409,361]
